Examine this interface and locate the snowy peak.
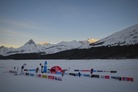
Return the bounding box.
[0,46,9,54]
[87,38,98,43]
[39,40,90,55]
[57,40,91,49]
[91,24,138,47]
[18,39,39,53]
[24,39,36,46]
[19,39,37,51]
[0,46,14,56]
[0,39,90,56]
[57,40,81,48]
[38,42,50,45]
[0,39,40,56]
[0,46,8,51]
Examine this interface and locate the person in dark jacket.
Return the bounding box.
[62,70,65,77]
[78,72,81,77]
[21,63,26,74]
[90,68,93,77]
[91,68,93,74]
[40,63,44,73]
[36,67,39,73]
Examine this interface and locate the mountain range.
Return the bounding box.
[0,24,138,59]
[0,39,94,56]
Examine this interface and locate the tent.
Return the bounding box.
[50,66,63,74]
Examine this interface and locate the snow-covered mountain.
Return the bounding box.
[0,39,91,56]
[0,46,14,55]
[1,24,137,57]
[38,42,50,45]
[87,38,98,43]
[0,39,41,56]
[91,24,138,47]
[17,39,40,53]
[38,40,91,55]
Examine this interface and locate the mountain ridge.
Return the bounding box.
[91,24,138,47]
[0,39,93,56]
[0,24,138,59]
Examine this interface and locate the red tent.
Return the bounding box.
[50,66,63,74]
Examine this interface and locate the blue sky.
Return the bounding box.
[0,0,138,48]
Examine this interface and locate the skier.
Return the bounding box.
[90,68,93,77]
[40,63,44,73]
[21,63,26,75]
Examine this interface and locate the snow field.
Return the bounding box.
[0,59,138,92]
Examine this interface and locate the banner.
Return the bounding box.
[30,73,35,76]
[42,75,47,78]
[48,76,55,80]
[36,74,41,78]
[101,75,110,79]
[55,77,62,81]
[9,70,17,73]
[91,74,99,78]
[25,73,29,76]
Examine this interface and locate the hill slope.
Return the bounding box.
[91,24,138,47]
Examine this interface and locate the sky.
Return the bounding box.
[0,0,138,48]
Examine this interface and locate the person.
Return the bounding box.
[62,70,65,77]
[78,72,81,77]
[14,66,16,70]
[36,67,39,73]
[40,63,44,73]
[90,68,93,77]
[44,61,47,73]
[21,63,26,75]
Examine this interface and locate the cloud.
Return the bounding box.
[0,18,51,41]
[0,28,30,38]
[0,18,46,31]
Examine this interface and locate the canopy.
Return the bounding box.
[50,66,63,74]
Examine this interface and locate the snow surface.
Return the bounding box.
[0,59,138,92]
